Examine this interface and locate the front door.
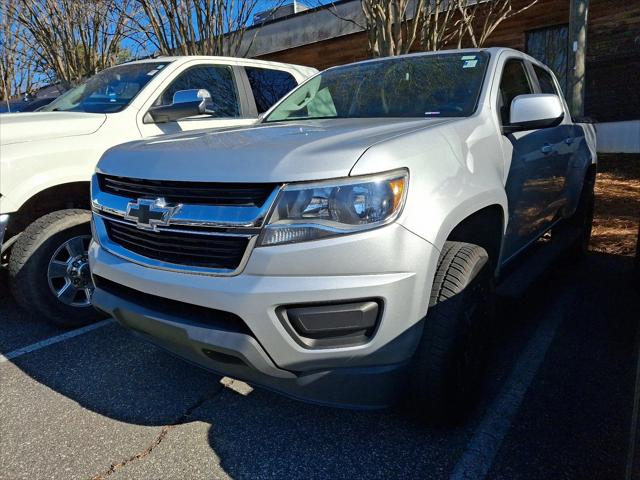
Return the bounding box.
[499,59,572,262]
[138,64,256,138]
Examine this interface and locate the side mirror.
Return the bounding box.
[145,89,214,124]
[508,94,564,131]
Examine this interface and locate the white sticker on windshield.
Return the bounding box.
[461,55,477,61]
[463,59,478,68]
[147,70,158,76]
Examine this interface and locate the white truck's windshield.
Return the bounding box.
[266,52,489,122]
[41,62,170,114]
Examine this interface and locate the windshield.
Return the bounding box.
[40,62,170,114]
[265,52,489,122]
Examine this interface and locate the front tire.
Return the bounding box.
[409,241,494,425]
[8,209,102,327]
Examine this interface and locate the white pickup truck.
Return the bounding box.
[0,57,316,325]
[89,48,596,422]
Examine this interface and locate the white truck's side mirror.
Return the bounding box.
[509,93,564,130]
[171,88,212,107]
[145,89,214,124]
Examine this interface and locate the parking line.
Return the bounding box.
[0,319,114,364]
[624,316,640,480]
[449,288,574,480]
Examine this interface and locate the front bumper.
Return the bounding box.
[90,223,439,408]
[0,214,9,251]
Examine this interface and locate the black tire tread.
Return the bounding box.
[411,241,491,424]
[8,209,97,327]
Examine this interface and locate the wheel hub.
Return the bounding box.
[47,235,94,307]
[67,255,91,288]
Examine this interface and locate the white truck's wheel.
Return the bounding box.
[410,241,494,425]
[8,209,103,327]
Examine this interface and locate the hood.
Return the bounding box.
[0,112,107,145]
[98,118,454,183]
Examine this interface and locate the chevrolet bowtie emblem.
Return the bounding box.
[125,198,181,231]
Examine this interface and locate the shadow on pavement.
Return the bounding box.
[488,252,640,479]
[200,252,639,479]
[5,324,223,425]
[201,388,468,479]
[2,265,223,426]
[0,269,68,352]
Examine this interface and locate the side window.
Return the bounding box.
[498,59,533,125]
[245,67,298,114]
[533,64,559,95]
[158,65,240,118]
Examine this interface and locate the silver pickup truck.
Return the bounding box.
[89,48,596,423]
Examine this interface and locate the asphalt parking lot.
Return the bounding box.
[1,252,639,480]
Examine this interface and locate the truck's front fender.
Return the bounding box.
[350,118,508,252]
[0,139,102,214]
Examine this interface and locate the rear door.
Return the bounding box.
[242,66,300,116]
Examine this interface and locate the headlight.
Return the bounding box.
[258,170,408,246]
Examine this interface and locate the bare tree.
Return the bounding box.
[419,0,461,51]
[1,0,47,102]
[126,0,284,57]
[360,0,426,57]
[456,0,539,48]
[1,0,20,100]
[316,0,454,56]
[12,0,134,89]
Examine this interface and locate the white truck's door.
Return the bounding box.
[499,58,570,261]
[137,62,257,138]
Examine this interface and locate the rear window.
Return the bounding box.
[533,64,559,95]
[245,67,298,114]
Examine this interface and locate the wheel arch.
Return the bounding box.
[435,199,507,275]
[5,181,91,241]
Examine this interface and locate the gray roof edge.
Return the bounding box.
[243,1,366,57]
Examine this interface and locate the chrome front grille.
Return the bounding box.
[91,174,281,275]
[104,217,249,270]
[98,174,277,207]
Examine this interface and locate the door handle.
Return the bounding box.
[541,144,553,154]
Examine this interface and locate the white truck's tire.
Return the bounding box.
[565,169,596,260]
[409,241,494,425]
[8,209,103,327]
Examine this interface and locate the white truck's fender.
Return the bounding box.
[0,140,101,213]
[350,115,508,253]
[0,113,140,214]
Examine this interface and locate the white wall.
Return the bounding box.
[595,120,640,154]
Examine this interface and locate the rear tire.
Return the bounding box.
[409,241,494,425]
[8,209,103,327]
[562,168,596,261]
